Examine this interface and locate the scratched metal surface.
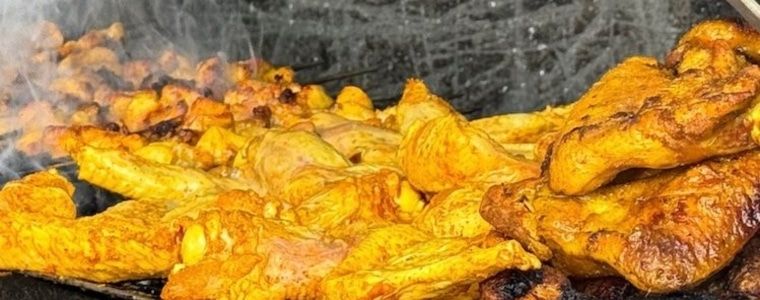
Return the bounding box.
[244,0,738,117]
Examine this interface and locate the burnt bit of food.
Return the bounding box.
[103,122,121,132]
[201,87,214,98]
[274,74,284,82]
[349,153,362,164]
[480,269,544,300]
[252,105,272,127]
[140,118,181,140]
[574,277,633,300]
[481,266,587,300]
[278,88,296,104]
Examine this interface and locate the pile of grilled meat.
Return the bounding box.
[2,19,760,299]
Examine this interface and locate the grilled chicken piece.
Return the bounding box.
[49,71,104,102]
[58,46,122,75]
[297,84,334,110]
[192,126,248,166]
[31,21,64,51]
[0,170,75,218]
[413,185,493,238]
[481,150,760,293]
[395,80,538,193]
[322,224,541,300]
[331,86,376,122]
[73,145,261,199]
[471,104,572,145]
[400,113,538,193]
[195,56,229,99]
[0,171,179,282]
[547,20,760,195]
[295,167,423,234]
[109,89,189,133]
[181,97,233,131]
[394,79,462,134]
[237,129,350,199]
[0,171,283,284]
[122,59,154,88]
[162,210,350,300]
[58,22,124,58]
[237,128,424,227]
[224,79,309,126]
[157,49,195,81]
[14,101,67,155]
[318,121,401,166]
[44,125,145,157]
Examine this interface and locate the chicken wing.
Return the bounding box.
[547,20,760,195]
[481,150,760,293]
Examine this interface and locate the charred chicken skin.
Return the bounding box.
[547,20,760,195]
[482,150,760,293]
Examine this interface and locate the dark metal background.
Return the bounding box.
[244,0,738,117]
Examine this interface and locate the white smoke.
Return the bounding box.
[0,0,256,179]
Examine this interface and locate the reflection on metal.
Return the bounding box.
[15,271,161,300]
[727,0,760,31]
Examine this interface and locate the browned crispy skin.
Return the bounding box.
[728,236,760,297]
[547,20,760,195]
[482,150,760,293]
